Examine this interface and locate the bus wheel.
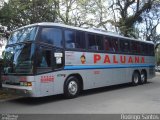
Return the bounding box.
[132,71,140,86]
[64,76,80,99]
[139,71,147,84]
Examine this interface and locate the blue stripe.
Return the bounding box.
[64,64,155,70]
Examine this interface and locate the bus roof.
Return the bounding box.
[15,22,154,44]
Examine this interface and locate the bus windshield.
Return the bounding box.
[8,26,37,45]
[3,43,34,74]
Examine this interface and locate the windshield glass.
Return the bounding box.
[8,26,37,45]
[3,43,34,74]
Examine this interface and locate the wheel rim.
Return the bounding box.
[68,81,78,95]
[134,74,139,84]
[141,73,145,83]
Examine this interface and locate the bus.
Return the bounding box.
[1,22,155,98]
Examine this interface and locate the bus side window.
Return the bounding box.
[39,28,63,48]
[96,35,103,50]
[65,29,76,48]
[111,38,119,52]
[104,36,112,52]
[120,39,130,53]
[141,43,148,55]
[131,41,141,54]
[76,31,85,49]
[137,42,141,54]
[88,34,103,50]
[36,47,52,73]
[144,44,148,55]
[88,34,96,50]
[148,44,154,56]
[131,41,136,54]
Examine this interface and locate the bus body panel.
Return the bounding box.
[2,67,155,97]
[1,23,155,98]
[2,51,155,97]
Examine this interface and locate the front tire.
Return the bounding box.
[64,76,80,99]
[132,71,140,86]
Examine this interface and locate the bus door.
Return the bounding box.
[35,46,54,96]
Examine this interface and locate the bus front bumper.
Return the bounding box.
[2,84,33,97]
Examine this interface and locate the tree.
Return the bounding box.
[108,0,155,38]
[0,0,159,41]
[54,0,97,27]
[0,0,57,30]
[0,25,8,50]
[137,0,160,42]
[55,0,77,25]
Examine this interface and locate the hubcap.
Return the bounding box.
[141,73,145,83]
[68,81,78,95]
[134,74,139,84]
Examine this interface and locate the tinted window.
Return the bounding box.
[88,34,96,50]
[36,47,52,73]
[40,27,62,47]
[141,43,148,55]
[76,31,85,49]
[8,27,37,44]
[65,30,76,48]
[96,35,103,50]
[104,36,112,52]
[131,41,141,54]
[110,37,119,52]
[120,39,130,53]
[88,34,103,50]
[148,44,154,56]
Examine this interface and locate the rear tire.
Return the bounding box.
[139,71,147,84]
[64,76,80,99]
[132,71,140,86]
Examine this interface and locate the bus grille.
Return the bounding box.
[6,82,20,86]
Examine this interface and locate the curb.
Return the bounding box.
[0,96,22,102]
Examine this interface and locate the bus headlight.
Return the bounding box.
[20,82,24,86]
[20,82,32,86]
[27,82,32,86]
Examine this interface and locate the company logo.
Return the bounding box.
[80,53,86,64]
[94,54,145,64]
[40,76,54,83]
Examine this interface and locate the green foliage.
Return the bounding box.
[0,0,57,30]
[112,0,155,38]
[0,0,159,42]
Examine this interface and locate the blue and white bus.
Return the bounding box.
[2,22,155,98]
